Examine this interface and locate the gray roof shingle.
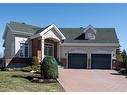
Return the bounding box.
[8,21,41,34]
[59,28,119,43]
[8,21,119,44]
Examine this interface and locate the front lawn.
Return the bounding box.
[0,71,64,92]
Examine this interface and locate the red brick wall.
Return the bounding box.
[32,38,41,58]
[32,38,58,60]
[60,58,67,67]
[112,59,124,69]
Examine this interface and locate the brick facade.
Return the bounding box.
[112,59,125,70]
[32,38,41,61]
[60,58,67,67]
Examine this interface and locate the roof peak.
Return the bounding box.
[8,21,115,29]
[83,25,96,34]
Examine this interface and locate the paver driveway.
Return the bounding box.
[58,68,127,92]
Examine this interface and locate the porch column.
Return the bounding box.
[57,42,61,61]
[41,38,45,60]
[87,53,91,69]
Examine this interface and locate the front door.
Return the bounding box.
[44,43,54,56]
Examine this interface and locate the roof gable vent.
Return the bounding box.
[84,25,96,34]
[84,25,96,40]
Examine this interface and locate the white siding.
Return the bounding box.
[43,29,61,41]
[4,28,15,59]
[85,28,95,40]
[60,45,117,68]
[60,46,117,59]
[14,36,28,57]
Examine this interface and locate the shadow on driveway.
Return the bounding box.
[110,73,122,75]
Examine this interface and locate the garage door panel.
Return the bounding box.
[91,54,111,69]
[68,54,87,69]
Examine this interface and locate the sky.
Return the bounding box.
[0,3,127,55]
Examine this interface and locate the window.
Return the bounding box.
[44,43,54,56]
[20,43,24,57]
[24,44,28,57]
[19,43,29,57]
[87,33,95,40]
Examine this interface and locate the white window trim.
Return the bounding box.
[87,33,95,40]
[19,43,29,58]
[44,42,54,57]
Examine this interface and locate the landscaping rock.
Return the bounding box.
[32,77,38,82]
[38,79,44,83]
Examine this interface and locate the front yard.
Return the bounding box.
[0,71,64,92]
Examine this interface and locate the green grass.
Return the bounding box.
[0,71,64,92]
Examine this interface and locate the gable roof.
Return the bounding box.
[60,28,119,43]
[8,21,41,34]
[84,25,96,34]
[35,24,52,34]
[7,21,119,44]
[31,24,66,40]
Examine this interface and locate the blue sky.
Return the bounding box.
[0,3,127,54]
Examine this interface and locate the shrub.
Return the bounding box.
[21,56,40,72]
[41,56,58,79]
[32,65,41,73]
[21,65,41,73]
[0,67,6,71]
[32,56,39,65]
[21,66,33,72]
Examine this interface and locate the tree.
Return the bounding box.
[122,49,127,62]
[121,49,127,69]
[116,48,123,62]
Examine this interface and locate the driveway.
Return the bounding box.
[58,68,127,92]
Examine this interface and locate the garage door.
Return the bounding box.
[68,54,87,69]
[91,54,111,69]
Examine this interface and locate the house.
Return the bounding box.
[3,21,119,69]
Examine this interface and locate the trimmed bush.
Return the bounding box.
[41,56,58,79]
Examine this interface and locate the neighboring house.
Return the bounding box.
[3,21,119,69]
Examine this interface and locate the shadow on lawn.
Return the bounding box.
[12,74,57,83]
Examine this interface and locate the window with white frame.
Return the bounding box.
[87,33,95,40]
[44,43,54,56]
[19,43,29,57]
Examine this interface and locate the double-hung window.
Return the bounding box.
[19,43,29,57]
